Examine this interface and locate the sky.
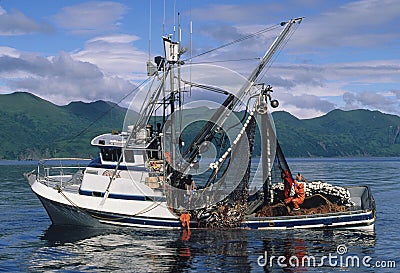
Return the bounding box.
[0,0,399,119]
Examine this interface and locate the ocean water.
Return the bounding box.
[0,158,398,272]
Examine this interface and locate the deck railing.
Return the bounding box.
[37,158,91,187]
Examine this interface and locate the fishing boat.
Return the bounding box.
[25,17,375,230]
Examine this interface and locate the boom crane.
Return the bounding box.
[180,17,303,170]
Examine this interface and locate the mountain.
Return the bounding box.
[0,92,399,159]
[0,92,127,159]
[272,109,400,157]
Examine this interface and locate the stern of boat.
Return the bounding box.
[244,185,376,230]
[347,185,376,227]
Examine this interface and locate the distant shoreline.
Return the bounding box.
[0,159,91,165]
[1,157,399,166]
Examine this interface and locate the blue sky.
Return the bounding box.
[0,0,399,118]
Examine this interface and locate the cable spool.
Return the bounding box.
[255,99,268,115]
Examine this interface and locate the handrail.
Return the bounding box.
[40,158,92,162]
[45,166,85,169]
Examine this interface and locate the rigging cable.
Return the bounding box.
[187,57,260,65]
[62,77,153,146]
[258,21,300,82]
[182,24,281,62]
[162,0,165,34]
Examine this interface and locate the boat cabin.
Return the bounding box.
[90,130,161,167]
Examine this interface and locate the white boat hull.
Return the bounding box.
[29,173,375,230]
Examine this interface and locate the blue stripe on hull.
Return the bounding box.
[90,211,182,228]
[78,189,166,202]
[244,211,375,229]
[87,161,147,172]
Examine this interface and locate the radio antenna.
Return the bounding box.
[148,0,152,61]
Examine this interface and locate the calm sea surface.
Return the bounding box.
[0,158,398,272]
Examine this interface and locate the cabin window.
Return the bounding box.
[100,147,121,162]
[124,149,135,163]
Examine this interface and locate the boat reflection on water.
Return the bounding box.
[41,225,113,246]
[258,229,376,272]
[170,229,252,273]
[33,226,181,272]
[283,238,307,272]
[31,227,375,272]
[178,229,191,257]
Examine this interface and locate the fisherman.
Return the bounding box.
[179,212,191,231]
[185,174,196,204]
[177,176,187,207]
[295,172,307,182]
[284,180,305,211]
[281,170,293,199]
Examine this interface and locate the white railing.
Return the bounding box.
[38,158,91,188]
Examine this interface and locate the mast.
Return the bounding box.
[162,33,184,171]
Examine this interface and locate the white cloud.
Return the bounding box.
[0,50,135,105]
[275,91,336,114]
[88,34,138,44]
[72,34,148,79]
[268,60,400,89]
[292,0,400,50]
[196,0,400,62]
[328,61,400,84]
[343,90,400,115]
[0,46,21,57]
[190,4,262,23]
[52,1,127,35]
[393,90,400,100]
[0,5,53,35]
[272,105,328,119]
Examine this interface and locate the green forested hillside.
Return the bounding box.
[272,109,400,157]
[0,92,399,159]
[0,92,126,159]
